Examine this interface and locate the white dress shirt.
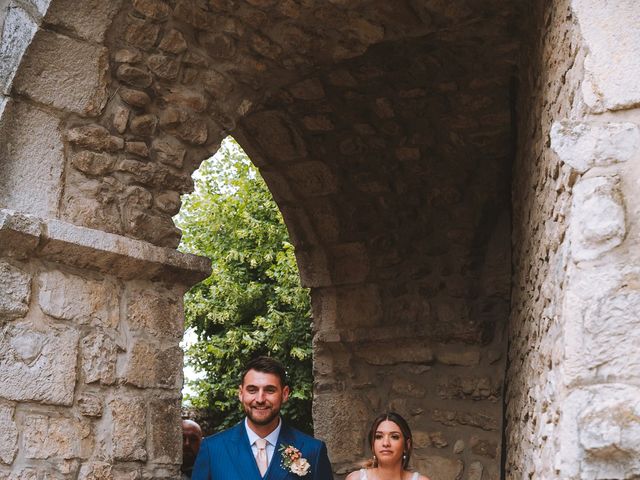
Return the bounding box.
[245,417,282,466]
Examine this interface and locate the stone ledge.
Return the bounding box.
[0,209,211,284]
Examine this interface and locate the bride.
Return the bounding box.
[346,412,431,480]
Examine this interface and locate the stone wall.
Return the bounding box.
[0,0,44,119]
[508,0,640,478]
[0,2,521,478]
[0,209,210,478]
[12,0,638,478]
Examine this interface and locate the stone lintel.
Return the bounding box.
[0,209,210,284]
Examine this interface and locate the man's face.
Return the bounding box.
[182,420,202,469]
[239,369,290,428]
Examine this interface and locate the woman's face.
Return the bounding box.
[373,420,406,466]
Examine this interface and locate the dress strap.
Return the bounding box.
[411,473,420,480]
[359,469,367,480]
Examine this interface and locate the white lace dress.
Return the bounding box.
[358,469,420,480]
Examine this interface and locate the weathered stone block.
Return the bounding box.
[435,347,480,366]
[122,340,182,389]
[0,210,43,260]
[159,29,187,54]
[38,270,119,327]
[71,151,116,176]
[112,106,129,134]
[66,124,124,152]
[328,243,368,284]
[573,0,640,111]
[250,32,281,60]
[113,48,141,64]
[78,462,113,480]
[132,0,170,20]
[579,391,640,459]
[124,142,149,158]
[288,78,325,100]
[336,284,382,328]
[582,291,640,383]
[173,118,209,145]
[302,115,334,131]
[0,322,79,405]
[561,385,640,478]
[355,339,434,365]
[391,378,426,398]
[81,332,117,385]
[570,176,625,262]
[0,5,37,94]
[109,398,146,461]
[45,0,123,43]
[0,261,31,320]
[313,393,369,464]
[438,376,499,401]
[201,70,234,98]
[471,437,498,458]
[126,287,182,339]
[78,393,103,417]
[395,146,421,161]
[124,19,159,50]
[374,97,394,118]
[467,461,484,480]
[413,455,463,480]
[130,114,158,137]
[147,54,180,81]
[23,414,91,459]
[162,87,208,113]
[432,409,498,431]
[453,439,465,454]
[412,430,432,449]
[119,88,151,108]
[13,30,109,116]
[430,432,448,449]
[551,120,640,173]
[0,404,18,465]
[198,32,236,59]
[116,65,153,88]
[148,398,181,464]
[61,177,123,236]
[111,467,141,480]
[0,101,64,218]
[242,110,306,162]
[154,191,181,215]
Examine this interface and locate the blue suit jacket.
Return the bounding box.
[192,421,334,480]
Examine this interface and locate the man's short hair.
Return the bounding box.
[241,356,288,387]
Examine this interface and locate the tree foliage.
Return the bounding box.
[176,137,313,433]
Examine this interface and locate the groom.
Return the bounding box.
[192,356,334,480]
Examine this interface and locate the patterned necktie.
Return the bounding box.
[255,438,268,476]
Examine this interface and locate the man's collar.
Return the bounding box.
[244,417,282,446]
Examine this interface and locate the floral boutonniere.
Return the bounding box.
[279,444,310,476]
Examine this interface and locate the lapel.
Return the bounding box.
[226,422,263,480]
[266,423,304,480]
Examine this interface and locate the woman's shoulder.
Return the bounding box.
[345,469,365,480]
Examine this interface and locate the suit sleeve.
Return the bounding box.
[313,442,334,480]
[191,437,212,480]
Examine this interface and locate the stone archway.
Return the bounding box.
[2,0,640,479]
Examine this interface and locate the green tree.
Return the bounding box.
[176,137,313,433]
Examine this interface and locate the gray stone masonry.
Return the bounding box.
[1,0,640,479]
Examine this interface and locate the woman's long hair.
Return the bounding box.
[365,411,414,470]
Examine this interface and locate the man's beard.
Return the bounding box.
[182,451,196,471]
[245,404,280,425]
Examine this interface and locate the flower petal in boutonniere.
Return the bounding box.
[279,444,310,476]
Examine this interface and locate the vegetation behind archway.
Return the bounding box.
[176,137,314,434]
